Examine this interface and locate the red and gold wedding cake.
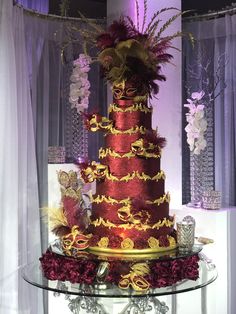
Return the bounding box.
[40,6,200,291]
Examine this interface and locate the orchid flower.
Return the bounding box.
[69,54,91,112]
[184,91,207,155]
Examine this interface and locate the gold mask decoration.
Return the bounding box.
[81,161,109,183]
[88,114,113,132]
[112,80,138,100]
[131,138,158,157]
[119,263,150,291]
[61,226,92,255]
[118,205,150,225]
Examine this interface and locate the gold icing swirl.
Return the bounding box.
[90,216,174,231]
[109,125,147,135]
[99,147,160,159]
[91,193,170,206]
[109,103,152,114]
[104,170,165,182]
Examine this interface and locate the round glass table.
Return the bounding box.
[22,246,217,314]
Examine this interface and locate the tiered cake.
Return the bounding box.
[82,87,176,253]
[40,8,201,292]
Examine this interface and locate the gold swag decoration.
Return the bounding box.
[108,103,152,114]
[119,263,150,291]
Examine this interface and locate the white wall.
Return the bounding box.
[172,206,236,314]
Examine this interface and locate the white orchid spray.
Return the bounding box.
[69,54,92,112]
[184,91,207,155]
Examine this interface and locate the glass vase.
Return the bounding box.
[187,152,204,208]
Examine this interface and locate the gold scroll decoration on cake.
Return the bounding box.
[61,226,92,255]
[104,170,165,182]
[99,147,160,159]
[109,125,147,135]
[119,263,150,291]
[91,192,171,206]
[90,216,174,231]
[109,103,152,114]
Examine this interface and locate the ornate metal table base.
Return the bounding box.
[54,283,169,314]
[118,297,169,314]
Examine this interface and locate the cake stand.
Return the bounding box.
[21,245,217,314]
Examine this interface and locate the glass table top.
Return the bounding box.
[21,249,217,298]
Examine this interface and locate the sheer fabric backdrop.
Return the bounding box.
[16,0,48,13]
[0,2,43,314]
[183,13,236,206]
[1,2,105,312]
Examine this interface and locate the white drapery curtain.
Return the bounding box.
[183,13,236,206]
[0,2,44,314]
[15,0,48,13]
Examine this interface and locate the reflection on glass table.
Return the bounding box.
[21,246,217,314]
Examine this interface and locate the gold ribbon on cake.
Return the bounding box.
[118,263,150,291]
[61,226,92,255]
[131,138,161,158]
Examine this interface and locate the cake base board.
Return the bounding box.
[87,243,177,255]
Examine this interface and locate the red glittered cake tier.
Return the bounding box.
[89,224,173,239]
[96,178,165,200]
[90,201,169,224]
[105,133,144,152]
[113,99,147,107]
[109,110,152,130]
[100,156,161,177]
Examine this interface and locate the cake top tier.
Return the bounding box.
[77,4,186,97]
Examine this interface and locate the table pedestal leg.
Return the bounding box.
[118,297,169,314]
[53,282,169,314]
